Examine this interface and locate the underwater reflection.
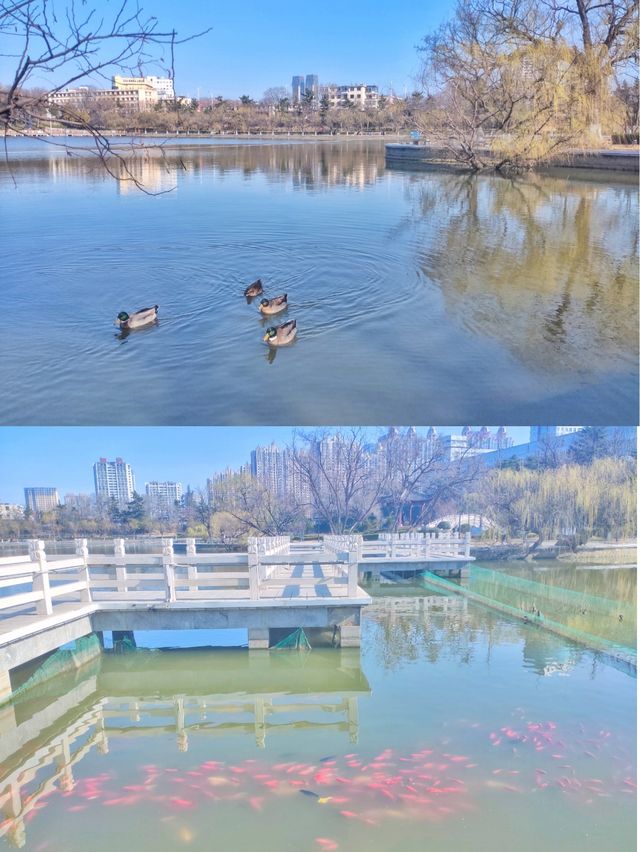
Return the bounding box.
[0,139,386,194]
[406,171,638,374]
[0,648,369,847]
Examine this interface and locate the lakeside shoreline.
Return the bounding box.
[385,142,639,174]
[471,541,637,563]
[6,130,405,142]
[7,133,637,174]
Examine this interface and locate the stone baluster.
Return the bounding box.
[347,549,358,597]
[185,537,197,593]
[248,538,259,600]
[162,538,176,602]
[74,538,92,603]
[114,538,128,595]
[29,539,52,616]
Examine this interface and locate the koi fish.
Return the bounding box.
[169,797,195,810]
[315,839,339,850]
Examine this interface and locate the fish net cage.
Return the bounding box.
[272,628,312,650]
[10,634,102,700]
[419,567,636,662]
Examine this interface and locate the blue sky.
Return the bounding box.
[0,0,455,99]
[0,426,531,503]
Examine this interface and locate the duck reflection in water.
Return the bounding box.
[115,320,160,343]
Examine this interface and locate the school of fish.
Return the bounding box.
[2,714,635,850]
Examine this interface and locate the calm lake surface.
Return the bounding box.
[1,563,635,851]
[1,138,637,424]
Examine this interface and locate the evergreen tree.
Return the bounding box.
[568,427,609,465]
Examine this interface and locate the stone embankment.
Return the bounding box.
[385,143,639,173]
[471,540,637,563]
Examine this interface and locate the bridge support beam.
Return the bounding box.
[248,628,270,650]
[339,624,361,647]
[0,668,12,704]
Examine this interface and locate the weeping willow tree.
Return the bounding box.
[480,457,636,548]
[418,0,639,170]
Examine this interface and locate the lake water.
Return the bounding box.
[1,138,637,425]
[1,562,635,851]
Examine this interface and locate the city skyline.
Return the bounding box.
[0,1,455,100]
[0,426,531,504]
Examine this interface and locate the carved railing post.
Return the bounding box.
[186,537,197,593]
[248,538,259,600]
[29,539,52,616]
[163,538,176,602]
[114,538,128,595]
[74,538,92,603]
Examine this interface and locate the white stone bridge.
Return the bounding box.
[0,532,472,702]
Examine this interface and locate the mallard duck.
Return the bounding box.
[244,279,263,298]
[259,294,288,315]
[264,319,297,346]
[115,305,158,330]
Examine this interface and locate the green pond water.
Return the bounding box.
[1,137,638,424]
[0,564,635,851]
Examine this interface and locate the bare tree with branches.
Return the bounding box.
[209,472,307,538]
[289,428,389,534]
[1,0,208,188]
[380,432,484,531]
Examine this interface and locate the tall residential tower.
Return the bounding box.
[93,457,135,506]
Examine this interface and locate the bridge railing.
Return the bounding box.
[0,539,92,620]
[364,532,471,560]
[247,536,292,599]
[322,536,360,596]
[87,538,251,602]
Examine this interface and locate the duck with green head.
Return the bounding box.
[259,294,288,315]
[264,319,297,346]
[115,305,159,330]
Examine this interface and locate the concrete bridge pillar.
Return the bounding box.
[340,624,361,647]
[248,628,270,649]
[0,668,12,705]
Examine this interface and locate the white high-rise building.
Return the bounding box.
[251,443,289,497]
[145,481,183,513]
[93,457,135,507]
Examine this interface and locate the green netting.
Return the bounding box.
[418,569,637,667]
[467,565,636,650]
[10,634,102,700]
[470,565,635,619]
[272,628,312,650]
[113,635,137,654]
